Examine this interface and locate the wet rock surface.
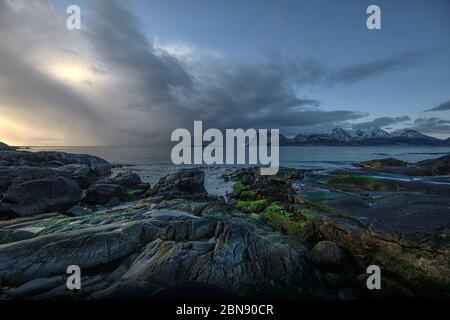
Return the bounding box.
[0,141,448,300]
[0,142,13,151]
[1,177,82,217]
[0,206,326,299]
[228,165,450,299]
[0,143,150,218]
[310,241,347,272]
[353,154,450,176]
[146,169,208,201]
[354,158,409,169]
[0,150,111,176]
[417,154,450,175]
[85,184,127,205]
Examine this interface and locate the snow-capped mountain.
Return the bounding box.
[281,127,446,146]
[390,129,428,139]
[348,128,389,140]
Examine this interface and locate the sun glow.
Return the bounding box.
[47,63,94,85]
[0,114,63,146]
[0,115,27,146]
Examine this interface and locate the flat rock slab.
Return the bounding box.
[299,177,450,248]
[0,213,319,300]
[2,177,82,217]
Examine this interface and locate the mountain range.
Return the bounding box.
[278,127,450,146]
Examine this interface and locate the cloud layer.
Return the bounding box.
[425,100,450,112]
[351,116,410,130]
[409,117,450,135]
[0,0,439,145]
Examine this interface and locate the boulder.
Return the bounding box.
[97,171,149,200]
[0,165,99,192]
[310,241,347,272]
[55,164,95,188]
[355,158,409,169]
[0,142,12,151]
[0,150,111,176]
[226,167,305,205]
[0,167,60,193]
[100,171,142,188]
[1,177,82,217]
[85,184,127,205]
[146,169,207,200]
[417,154,450,175]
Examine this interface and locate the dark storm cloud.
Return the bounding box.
[328,52,428,85]
[409,117,450,135]
[0,0,429,145]
[0,49,98,121]
[80,0,365,140]
[87,0,193,107]
[351,116,410,129]
[0,30,103,143]
[424,100,450,112]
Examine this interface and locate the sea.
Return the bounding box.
[27,145,450,168]
[27,145,450,196]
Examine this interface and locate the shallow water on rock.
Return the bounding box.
[113,164,237,197]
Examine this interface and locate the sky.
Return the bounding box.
[0,0,449,146]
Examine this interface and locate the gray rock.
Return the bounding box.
[0,214,323,299]
[0,150,111,176]
[136,182,150,192]
[417,154,450,175]
[100,171,142,189]
[66,205,91,217]
[146,168,207,200]
[1,177,82,217]
[0,166,60,192]
[105,197,121,207]
[7,276,65,299]
[0,164,103,194]
[355,158,409,169]
[0,160,10,166]
[85,184,127,205]
[56,164,95,188]
[0,228,36,245]
[0,142,12,151]
[310,241,347,272]
[97,171,149,201]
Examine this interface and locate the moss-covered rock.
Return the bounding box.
[232,181,248,196]
[236,199,268,213]
[239,190,257,200]
[260,202,317,244]
[227,166,450,299]
[328,175,390,192]
[354,158,409,169]
[315,215,450,299]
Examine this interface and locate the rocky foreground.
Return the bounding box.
[0,144,449,299]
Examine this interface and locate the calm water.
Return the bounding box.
[26,145,450,196]
[28,146,450,169]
